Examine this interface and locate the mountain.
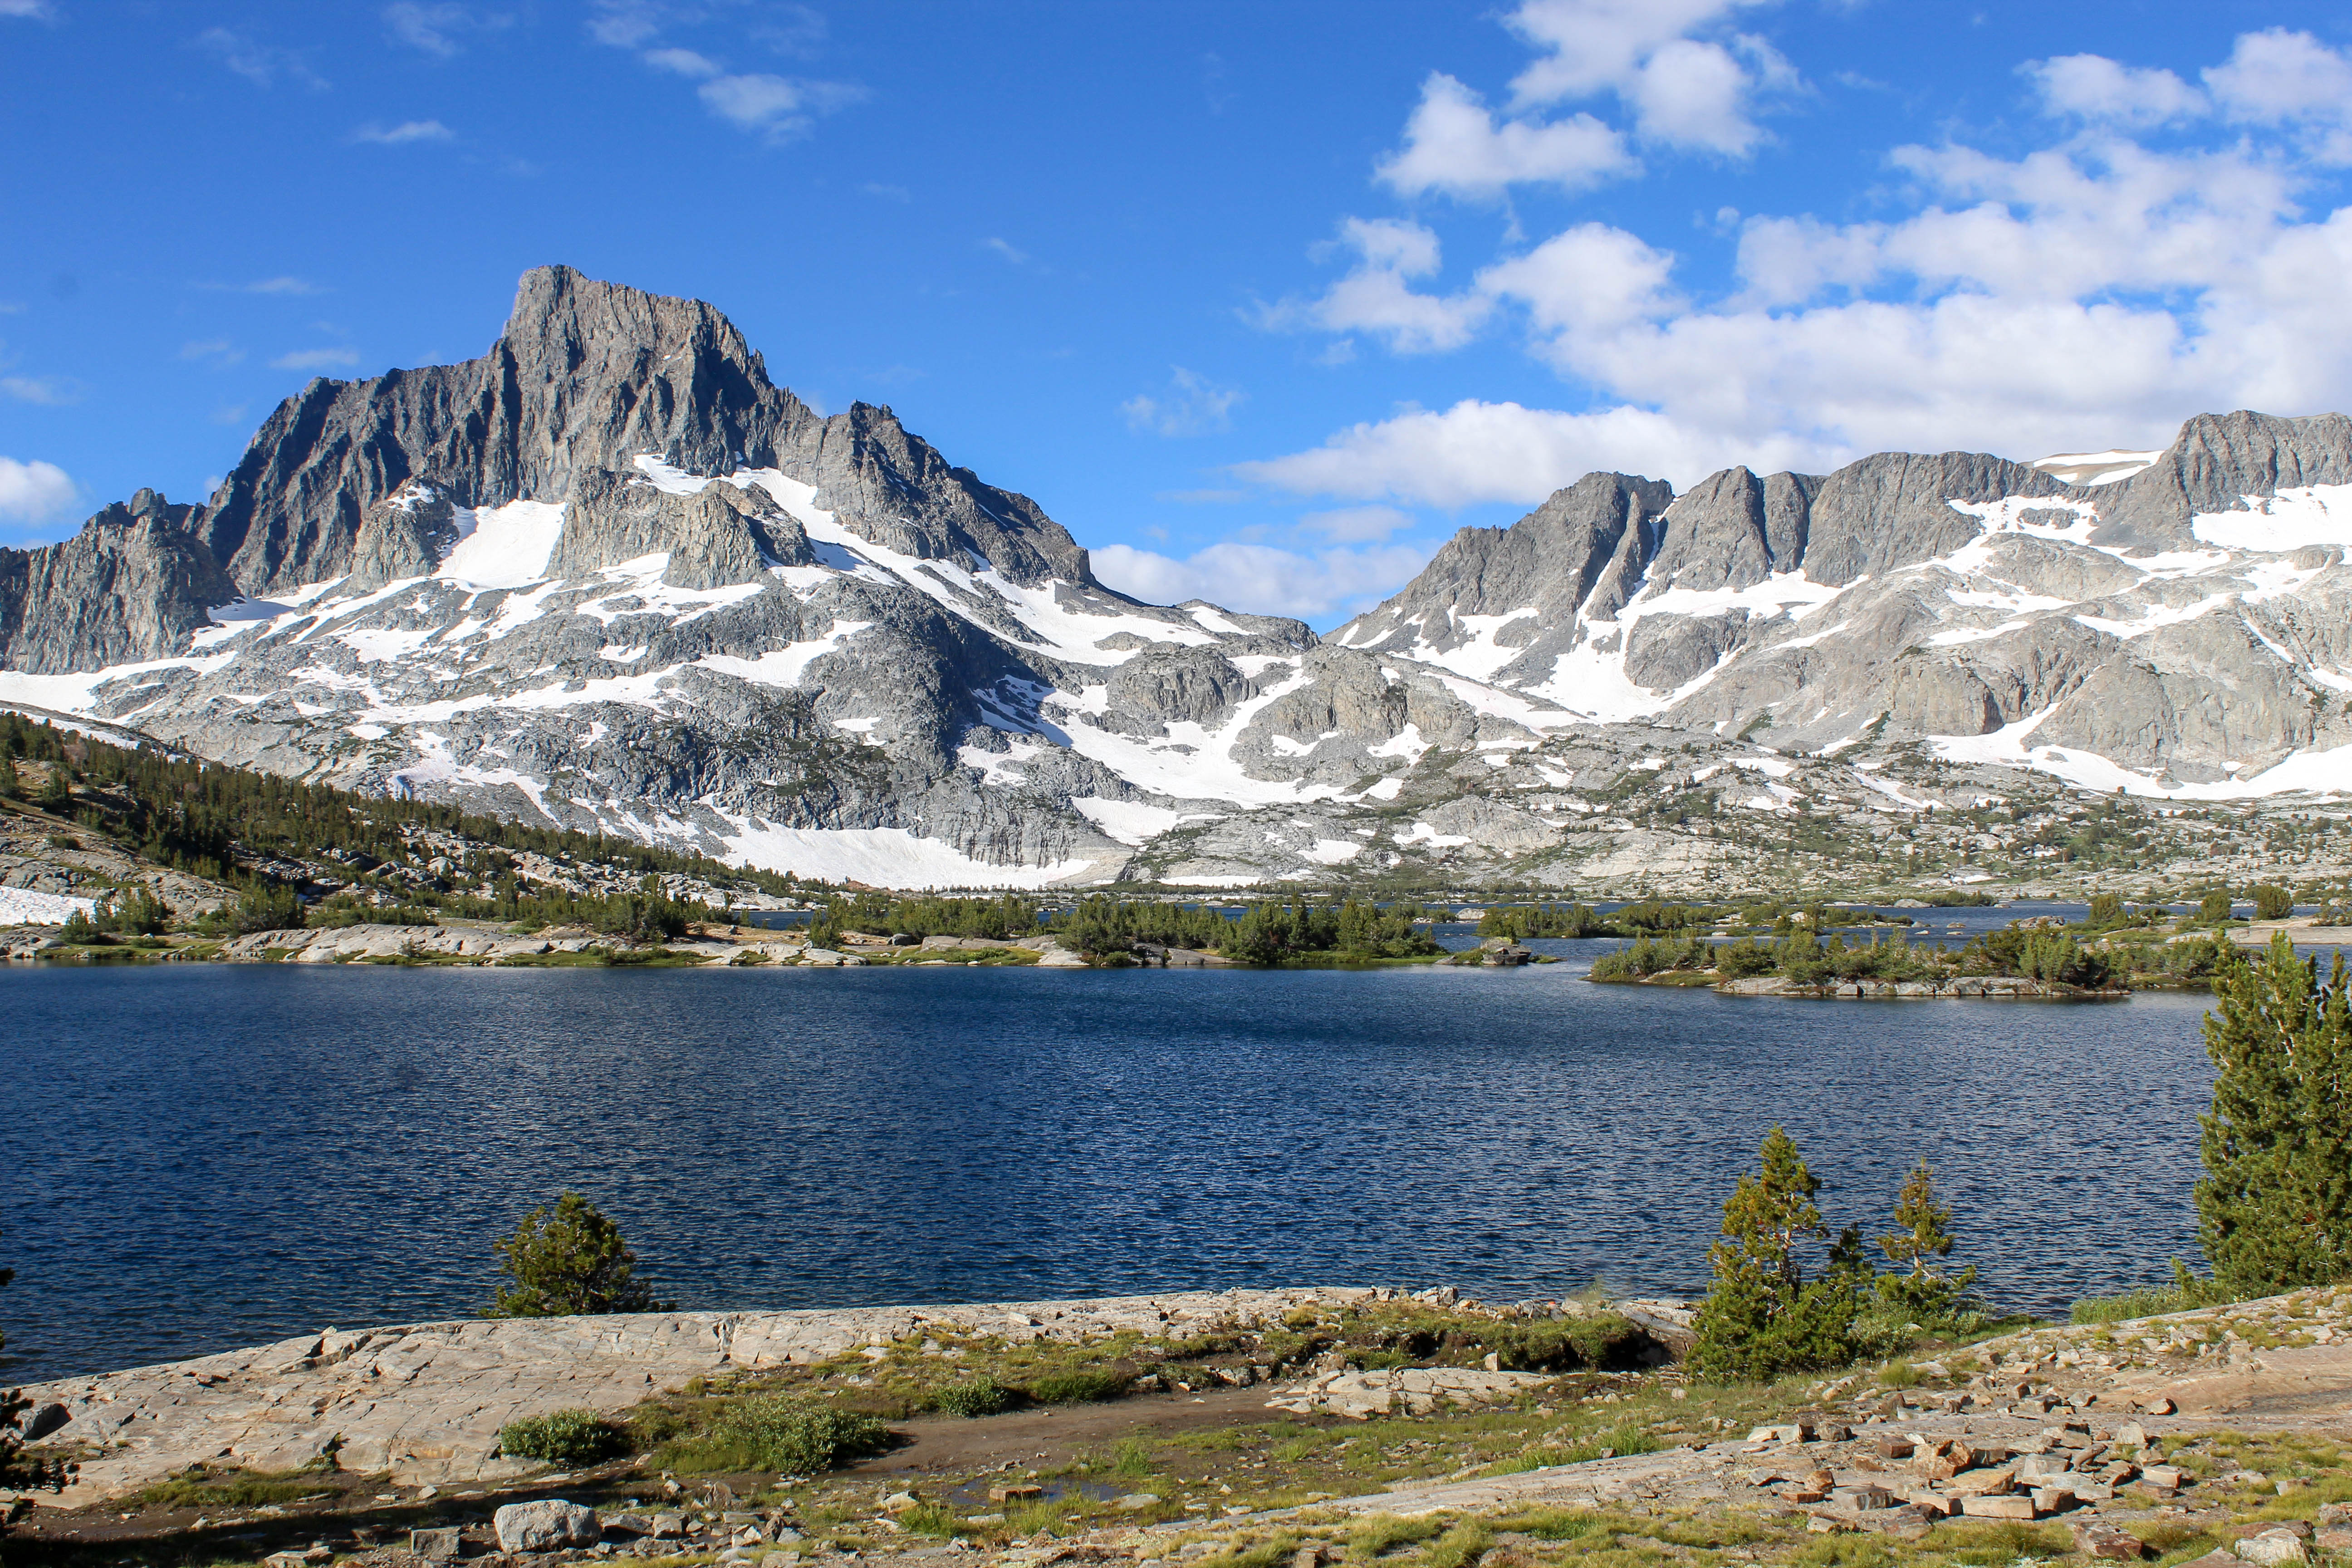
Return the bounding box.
[4,267,2349,893]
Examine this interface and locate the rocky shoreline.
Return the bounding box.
[1593,972,2131,1000]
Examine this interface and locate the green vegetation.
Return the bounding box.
[496,1407,625,1465]
[1475,900,1720,940]
[2070,1260,2237,1324]
[1024,1368,1128,1404]
[487,1192,674,1318]
[1584,910,2240,991]
[929,1376,1013,1417]
[0,709,795,929]
[125,1462,338,1512]
[2195,934,2352,1294]
[664,1394,889,1476]
[803,891,1445,964]
[1689,1128,1867,1380]
[1864,1161,1986,1345]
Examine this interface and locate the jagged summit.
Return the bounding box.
[3,266,2350,889]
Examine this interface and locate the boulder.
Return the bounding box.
[2237,1531,2312,1567]
[495,1499,603,1553]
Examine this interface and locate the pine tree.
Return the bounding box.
[1874,1160,1979,1326]
[1690,1127,1860,1379]
[2196,934,2352,1294]
[487,1193,675,1318]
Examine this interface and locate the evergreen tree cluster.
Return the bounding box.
[2195,933,2352,1294]
[2,711,795,936]
[1690,1131,1981,1380]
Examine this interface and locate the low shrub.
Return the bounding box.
[497,1408,624,1465]
[1024,1369,1126,1405]
[931,1377,1013,1417]
[709,1395,889,1474]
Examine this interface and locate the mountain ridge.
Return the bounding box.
[4,267,2349,891]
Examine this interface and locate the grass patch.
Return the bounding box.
[1025,1369,1128,1404]
[1931,1519,2075,1564]
[932,1377,1013,1417]
[1877,1361,1922,1387]
[2071,1274,2234,1324]
[127,1463,337,1510]
[896,1502,961,1538]
[1348,1516,1448,1561]
[651,1394,890,1475]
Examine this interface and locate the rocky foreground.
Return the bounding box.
[9,1285,2352,1568]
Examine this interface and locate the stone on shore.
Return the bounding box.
[494,1499,602,1552]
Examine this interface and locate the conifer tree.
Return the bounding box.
[486,1193,675,1318]
[2196,934,2352,1294]
[1874,1160,1979,1325]
[1690,1127,1860,1379]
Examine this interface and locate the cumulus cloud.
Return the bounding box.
[1245,28,2352,509]
[1377,74,1635,198]
[2026,54,2206,127]
[1091,540,1433,622]
[1504,0,1789,156]
[383,3,512,58]
[0,456,77,524]
[354,119,456,144]
[271,347,361,372]
[1122,368,1242,437]
[1256,219,1490,354]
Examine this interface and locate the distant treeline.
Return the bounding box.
[804,891,1442,963]
[0,710,803,912]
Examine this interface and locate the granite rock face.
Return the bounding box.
[5,264,2352,888]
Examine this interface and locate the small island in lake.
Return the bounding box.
[1584,897,2243,998]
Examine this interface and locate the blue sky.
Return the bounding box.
[5,0,2352,628]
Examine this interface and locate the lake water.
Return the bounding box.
[0,917,2217,1385]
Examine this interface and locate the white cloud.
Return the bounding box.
[695,73,863,142]
[1247,28,2352,510]
[195,27,328,90]
[1,0,56,19]
[1091,540,1433,622]
[586,0,662,48]
[981,236,1029,265]
[0,375,78,405]
[0,457,76,524]
[181,338,242,364]
[2205,28,2352,164]
[1299,506,1415,543]
[587,5,863,144]
[271,348,361,372]
[2026,54,2206,127]
[1257,219,1491,353]
[1505,0,1788,156]
[1236,401,1807,508]
[354,119,456,145]
[1376,74,1634,198]
[646,45,719,76]
[1122,368,1242,437]
[383,3,511,57]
